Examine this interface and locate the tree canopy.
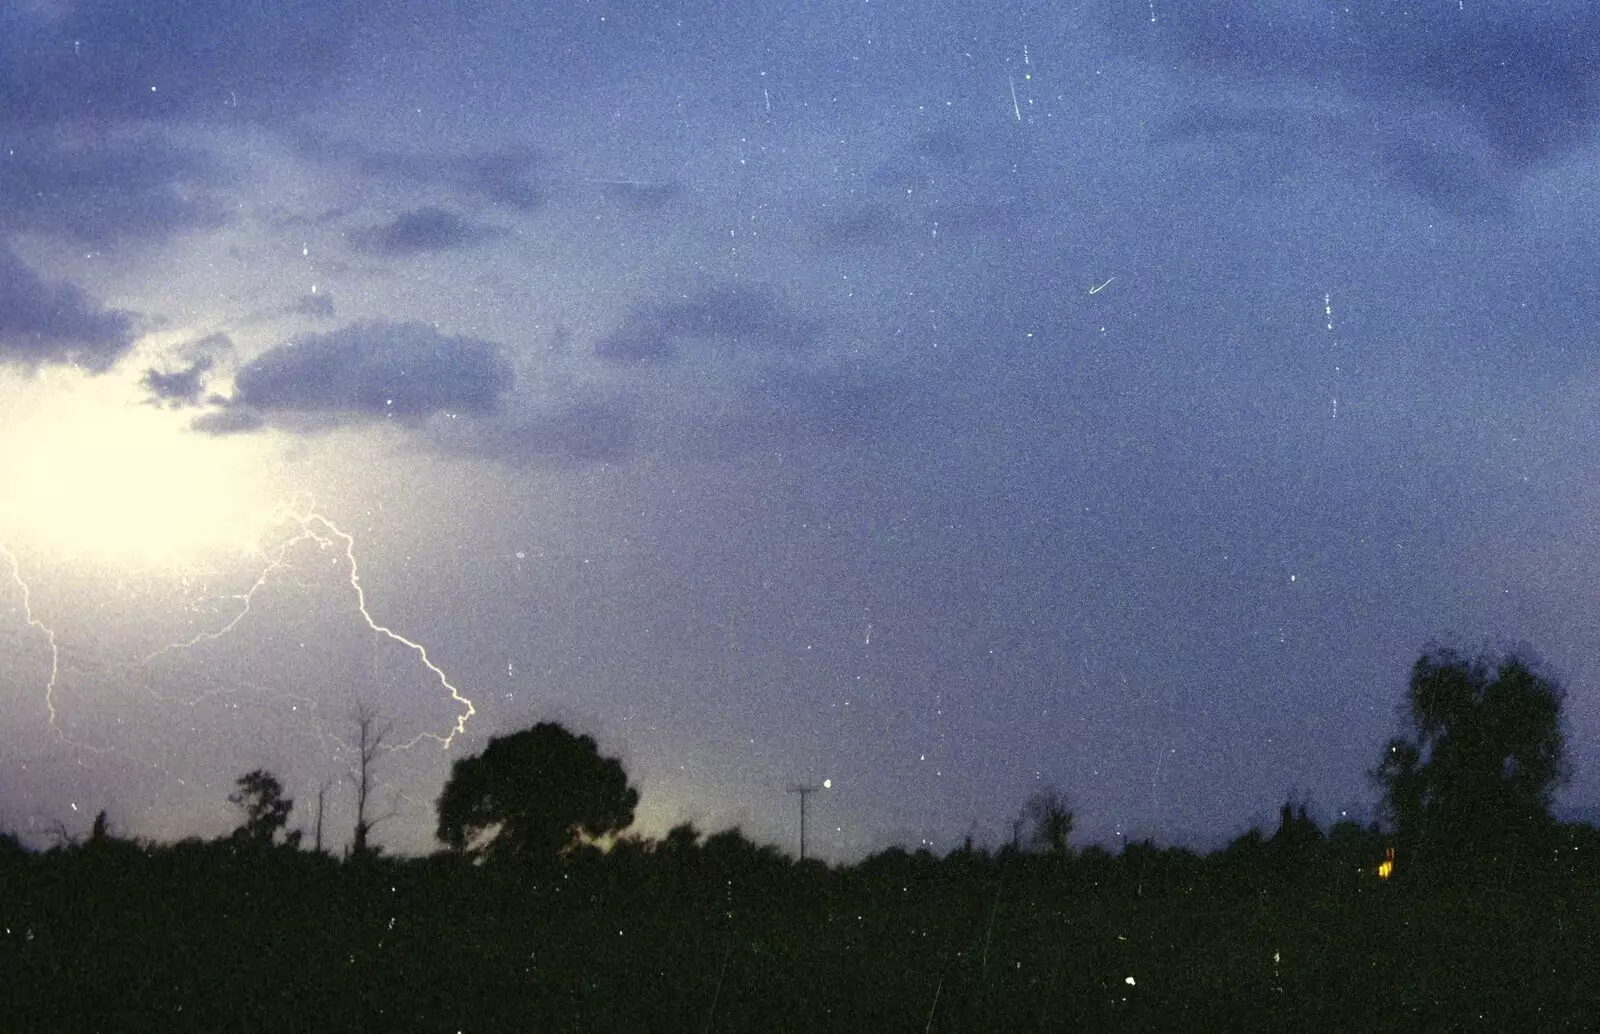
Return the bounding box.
[1023,787,1075,857]
[229,769,299,848]
[435,722,638,865]
[1373,647,1567,875]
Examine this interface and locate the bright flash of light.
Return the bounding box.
[0,370,281,569]
[148,499,476,749]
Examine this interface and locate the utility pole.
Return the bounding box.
[787,783,821,862]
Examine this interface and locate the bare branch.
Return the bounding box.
[348,698,395,858]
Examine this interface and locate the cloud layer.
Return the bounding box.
[597,286,821,363]
[349,208,502,256]
[207,321,514,431]
[0,0,354,128]
[0,249,135,372]
[1115,1,1600,206]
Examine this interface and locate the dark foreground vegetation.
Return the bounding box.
[4,646,1597,1030]
[3,818,1600,1032]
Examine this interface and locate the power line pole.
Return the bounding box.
[787,783,821,861]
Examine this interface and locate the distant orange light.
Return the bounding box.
[1377,846,1395,880]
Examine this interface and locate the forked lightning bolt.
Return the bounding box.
[310,508,477,748]
[148,501,476,749]
[2,537,62,732]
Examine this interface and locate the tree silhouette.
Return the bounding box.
[661,821,702,857]
[348,700,394,859]
[1373,647,1567,876]
[1023,786,1075,857]
[0,828,25,864]
[311,777,332,855]
[229,769,300,848]
[435,722,638,865]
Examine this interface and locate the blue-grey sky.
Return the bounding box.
[3,0,1600,859]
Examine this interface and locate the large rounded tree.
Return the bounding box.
[436,722,638,865]
[1374,647,1567,877]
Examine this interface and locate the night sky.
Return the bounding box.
[4,0,1600,861]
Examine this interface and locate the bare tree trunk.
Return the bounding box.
[350,700,393,859]
[313,778,331,854]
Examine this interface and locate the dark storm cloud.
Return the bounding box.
[0,0,354,127]
[142,332,231,406]
[699,369,917,459]
[870,128,981,194]
[0,131,229,245]
[142,356,214,407]
[446,150,548,211]
[177,332,234,361]
[1398,8,1600,164]
[1375,136,1509,215]
[348,208,501,256]
[500,398,637,466]
[1116,1,1600,203]
[596,286,821,363]
[232,296,336,328]
[190,409,264,436]
[823,126,1036,252]
[477,368,909,467]
[294,134,549,212]
[212,321,513,429]
[0,0,352,248]
[1150,103,1320,194]
[0,248,136,372]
